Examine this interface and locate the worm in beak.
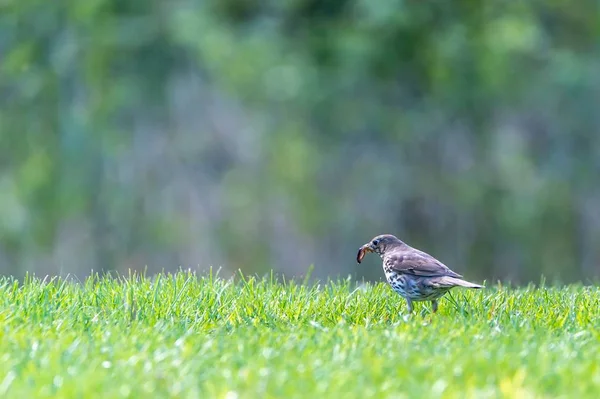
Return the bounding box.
[356,244,373,263]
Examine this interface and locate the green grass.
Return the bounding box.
[0,270,599,398]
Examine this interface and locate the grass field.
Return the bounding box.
[0,270,599,398]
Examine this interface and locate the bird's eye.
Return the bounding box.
[372,239,380,246]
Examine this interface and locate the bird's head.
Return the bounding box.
[356,234,405,263]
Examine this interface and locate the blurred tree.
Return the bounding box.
[0,0,599,283]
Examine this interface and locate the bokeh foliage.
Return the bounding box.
[0,0,599,282]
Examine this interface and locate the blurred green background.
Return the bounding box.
[1,0,599,284]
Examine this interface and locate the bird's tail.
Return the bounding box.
[437,276,484,289]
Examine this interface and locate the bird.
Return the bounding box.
[357,234,483,314]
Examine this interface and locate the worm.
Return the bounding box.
[356,247,366,263]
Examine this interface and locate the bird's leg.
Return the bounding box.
[431,300,438,313]
[401,298,414,322]
[405,298,413,314]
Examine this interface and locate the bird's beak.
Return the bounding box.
[356,243,374,264]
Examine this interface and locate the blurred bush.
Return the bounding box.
[0,0,599,283]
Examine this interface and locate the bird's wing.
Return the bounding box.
[384,250,463,278]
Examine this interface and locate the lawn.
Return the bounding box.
[0,270,599,398]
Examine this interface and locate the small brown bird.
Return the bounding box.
[357,234,483,313]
